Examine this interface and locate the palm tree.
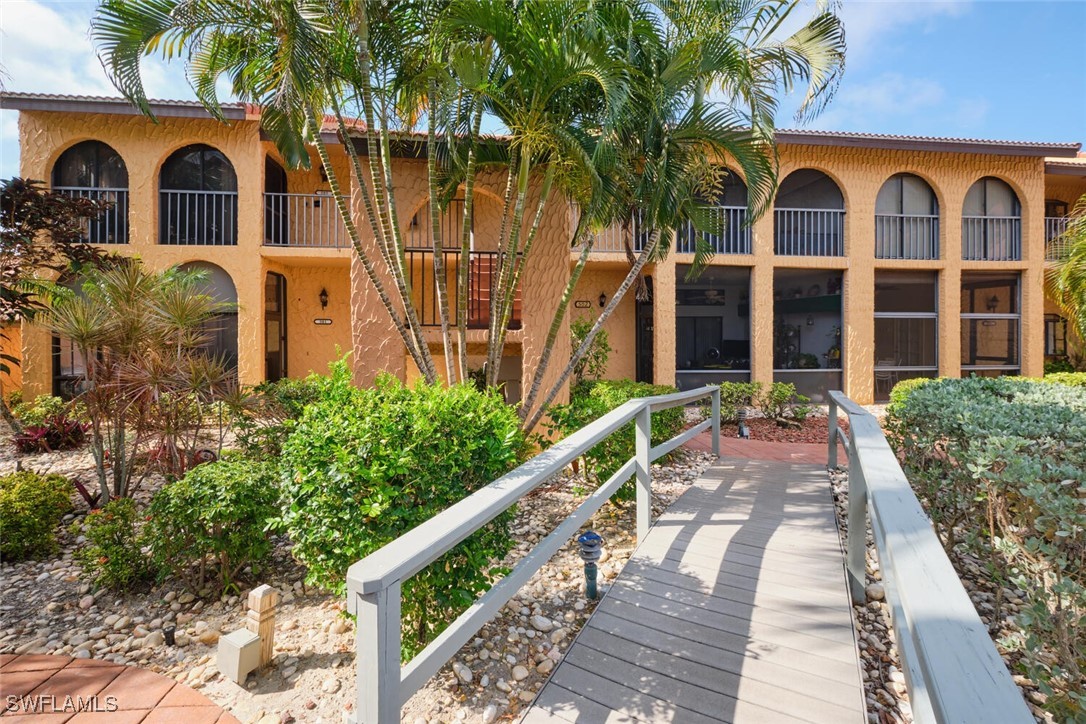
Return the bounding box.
[1046,195,1086,357]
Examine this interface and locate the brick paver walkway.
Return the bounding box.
[0,654,239,723]
[683,429,843,466]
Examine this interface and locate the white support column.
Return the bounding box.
[710,387,721,459]
[845,453,868,605]
[352,582,402,724]
[827,398,838,470]
[635,406,652,541]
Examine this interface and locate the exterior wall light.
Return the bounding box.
[598,292,607,308]
[576,530,604,600]
[319,288,329,309]
[986,295,999,313]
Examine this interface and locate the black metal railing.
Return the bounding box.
[875,214,939,259]
[406,248,521,330]
[774,208,845,256]
[54,187,129,244]
[159,189,238,246]
[961,216,1020,261]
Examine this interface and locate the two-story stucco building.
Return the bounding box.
[2,92,1083,408]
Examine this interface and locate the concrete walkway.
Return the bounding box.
[0,654,239,723]
[521,458,864,724]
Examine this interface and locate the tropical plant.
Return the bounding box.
[570,317,612,387]
[0,471,72,561]
[92,0,844,431]
[44,261,236,501]
[0,178,109,431]
[279,361,525,658]
[1046,195,1086,353]
[71,498,153,589]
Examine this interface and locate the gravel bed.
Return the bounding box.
[829,467,1053,724]
[0,438,710,724]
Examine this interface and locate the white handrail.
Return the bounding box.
[827,391,1032,724]
[347,385,721,724]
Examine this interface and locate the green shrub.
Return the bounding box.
[230,375,328,456]
[1044,358,1075,375]
[0,471,72,560]
[1042,371,1086,388]
[754,382,810,426]
[886,376,936,417]
[545,379,686,499]
[570,317,612,386]
[886,377,1086,716]
[12,395,68,427]
[147,456,279,596]
[279,362,525,658]
[710,381,762,424]
[72,498,152,589]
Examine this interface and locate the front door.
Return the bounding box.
[265,272,287,381]
[636,276,654,383]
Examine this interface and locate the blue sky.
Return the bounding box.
[1,0,1084,179]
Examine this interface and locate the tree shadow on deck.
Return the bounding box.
[524,458,863,724]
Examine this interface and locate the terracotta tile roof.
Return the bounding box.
[775,128,1080,157]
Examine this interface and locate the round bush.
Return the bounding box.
[148,456,279,595]
[72,498,152,589]
[0,471,72,561]
[280,363,525,657]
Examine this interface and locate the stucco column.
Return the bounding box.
[521,191,572,407]
[939,196,963,377]
[749,211,775,390]
[235,131,265,387]
[844,183,876,403]
[1019,183,1046,377]
[18,115,54,398]
[653,255,676,386]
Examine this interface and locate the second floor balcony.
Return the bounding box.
[962,216,1021,261]
[774,208,845,256]
[676,206,751,255]
[1045,216,1069,261]
[875,213,939,260]
[406,248,522,331]
[264,192,349,248]
[159,189,239,246]
[54,186,129,244]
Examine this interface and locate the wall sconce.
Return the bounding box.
[598,292,607,308]
[806,315,815,326]
[986,295,999,313]
[319,288,329,309]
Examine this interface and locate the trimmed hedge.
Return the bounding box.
[280,362,525,658]
[0,471,72,560]
[886,377,1086,717]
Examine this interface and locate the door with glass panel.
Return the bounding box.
[265,273,288,382]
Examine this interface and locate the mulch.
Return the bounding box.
[719,416,849,444]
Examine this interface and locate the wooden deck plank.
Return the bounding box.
[520,459,865,724]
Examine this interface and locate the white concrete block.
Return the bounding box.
[217,628,261,685]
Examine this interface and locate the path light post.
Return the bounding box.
[577,530,603,600]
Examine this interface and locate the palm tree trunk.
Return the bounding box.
[456,102,485,383]
[487,148,531,386]
[524,228,663,432]
[427,77,455,382]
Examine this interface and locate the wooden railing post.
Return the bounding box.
[710,387,721,459]
[351,582,402,724]
[827,397,838,469]
[845,444,868,605]
[635,405,652,542]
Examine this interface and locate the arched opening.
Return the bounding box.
[962,177,1021,260]
[177,262,239,372]
[51,140,129,244]
[875,173,939,259]
[160,144,238,245]
[263,156,289,245]
[774,169,845,256]
[677,170,750,255]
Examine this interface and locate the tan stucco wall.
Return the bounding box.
[570,266,637,381]
[1,325,22,399]
[263,260,352,377]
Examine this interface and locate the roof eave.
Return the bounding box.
[775,131,1081,158]
[0,94,249,121]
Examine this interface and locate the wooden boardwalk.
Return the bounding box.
[522,458,865,724]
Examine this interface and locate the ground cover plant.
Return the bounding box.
[0,471,72,561]
[279,361,526,658]
[886,376,1086,718]
[544,379,685,498]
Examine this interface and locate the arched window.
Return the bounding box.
[160,144,238,245]
[774,169,845,256]
[177,261,239,372]
[678,170,750,255]
[51,141,129,244]
[962,177,1020,260]
[263,156,289,245]
[875,173,939,259]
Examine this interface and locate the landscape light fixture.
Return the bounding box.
[319,288,329,309]
[576,530,603,600]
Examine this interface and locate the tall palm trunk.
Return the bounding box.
[427,78,455,382]
[524,228,663,432]
[456,102,486,383]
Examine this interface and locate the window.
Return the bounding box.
[774,169,845,256]
[51,140,129,244]
[160,144,238,245]
[675,266,750,389]
[961,272,1019,376]
[1045,314,1067,357]
[875,174,939,259]
[874,272,938,400]
[773,268,843,402]
[962,177,1021,260]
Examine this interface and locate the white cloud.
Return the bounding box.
[837,0,972,65]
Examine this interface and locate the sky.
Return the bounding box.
[1,0,1084,179]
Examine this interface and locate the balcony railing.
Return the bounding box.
[263,192,349,248]
[874,214,939,260]
[676,206,750,254]
[1045,217,1069,261]
[774,208,844,256]
[54,187,129,244]
[406,248,521,330]
[159,189,238,246]
[961,216,1020,261]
